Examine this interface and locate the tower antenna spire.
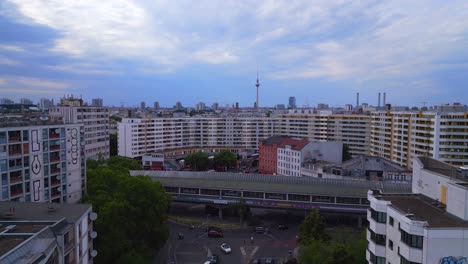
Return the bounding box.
[256,66,260,111]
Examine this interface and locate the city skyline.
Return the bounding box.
[1,1,468,107]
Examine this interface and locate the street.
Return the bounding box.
[167,221,299,264]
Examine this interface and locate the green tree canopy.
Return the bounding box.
[84,156,170,263]
[213,150,237,169]
[185,151,210,171]
[299,209,331,244]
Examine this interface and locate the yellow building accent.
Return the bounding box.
[440,185,447,205]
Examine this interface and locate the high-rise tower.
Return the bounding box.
[256,70,260,110]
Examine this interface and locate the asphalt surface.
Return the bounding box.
[168,222,299,264]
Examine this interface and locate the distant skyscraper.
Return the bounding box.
[195,102,205,111]
[175,102,183,110]
[212,102,219,110]
[317,103,329,109]
[276,104,285,110]
[345,104,353,111]
[0,98,14,104]
[39,98,54,110]
[140,101,146,110]
[154,101,160,110]
[288,97,296,109]
[235,102,239,109]
[20,98,33,105]
[91,98,103,107]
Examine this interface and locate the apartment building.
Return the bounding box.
[50,97,110,160]
[275,112,371,157]
[258,136,287,174]
[366,156,468,264]
[118,116,276,158]
[0,201,97,264]
[370,111,468,168]
[1,119,86,203]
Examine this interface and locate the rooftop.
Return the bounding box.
[131,170,411,197]
[0,114,63,128]
[0,202,92,223]
[418,156,468,183]
[375,193,468,228]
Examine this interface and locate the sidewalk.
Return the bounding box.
[168,214,251,230]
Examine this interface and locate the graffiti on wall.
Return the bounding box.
[440,256,467,264]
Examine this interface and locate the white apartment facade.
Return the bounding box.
[366,156,468,264]
[278,141,343,177]
[50,106,110,160]
[275,112,371,157]
[0,122,86,203]
[118,117,276,158]
[0,201,97,264]
[370,111,468,168]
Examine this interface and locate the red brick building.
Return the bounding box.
[258,136,287,174]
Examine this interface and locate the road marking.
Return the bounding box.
[250,246,259,257]
[240,246,259,257]
[240,247,246,257]
[204,246,212,257]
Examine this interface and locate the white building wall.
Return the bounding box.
[423,229,468,264]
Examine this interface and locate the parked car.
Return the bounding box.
[177,232,184,240]
[251,258,262,264]
[220,243,232,253]
[254,226,264,233]
[264,258,274,264]
[208,229,224,238]
[278,224,288,230]
[210,254,219,263]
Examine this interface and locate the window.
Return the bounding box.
[388,239,393,250]
[400,229,423,249]
[368,250,386,264]
[368,228,386,246]
[389,216,394,226]
[399,254,422,264]
[370,208,387,223]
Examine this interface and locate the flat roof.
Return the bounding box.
[418,156,468,183]
[0,202,91,223]
[131,171,411,197]
[379,195,468,228]
[0,237,27,256]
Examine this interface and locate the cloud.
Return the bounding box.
[0,44,24,52]
[16,77,69,89]
[4,0,468,84]
[192,48,238,64]
[0,56,19,65]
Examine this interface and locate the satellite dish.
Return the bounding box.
[90,231,98,238]
[57,187,62,192]
[39,115,49,121]
[90,250,98,257]
[90,212,98,220]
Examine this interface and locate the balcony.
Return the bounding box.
[367,209,387,234]
[9,176,23,185]
[399,241,423,263]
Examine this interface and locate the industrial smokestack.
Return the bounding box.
[378,92,381,107]
[383,92,386,106]
[356,92,360,108]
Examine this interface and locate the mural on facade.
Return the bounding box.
[31,155,41,175]
[31,129,40,152]
[70,128,78,164]
[440,256,467,264]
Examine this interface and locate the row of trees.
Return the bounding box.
[298,209,367,264]
[85,156,171,263]
[185,150,237,171]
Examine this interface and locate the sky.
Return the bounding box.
[0,0,468,108]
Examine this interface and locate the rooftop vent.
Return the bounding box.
[47,206,56,213]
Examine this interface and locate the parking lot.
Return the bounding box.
[168,221,299,264]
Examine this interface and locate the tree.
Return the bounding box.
[213,150,237,170]
[84,156,170,263]
[110,133,118,156]
[185,151,210,171]
[299,209,330,245]
[342,144,352,161]
[298,239,331,264]
[327,244,355,264]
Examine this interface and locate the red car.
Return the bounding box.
[207,229,224,238]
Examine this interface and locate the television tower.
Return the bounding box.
[256,69,260,110]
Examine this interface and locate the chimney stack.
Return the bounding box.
[383,92,386,106]
[378,92,381,107]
